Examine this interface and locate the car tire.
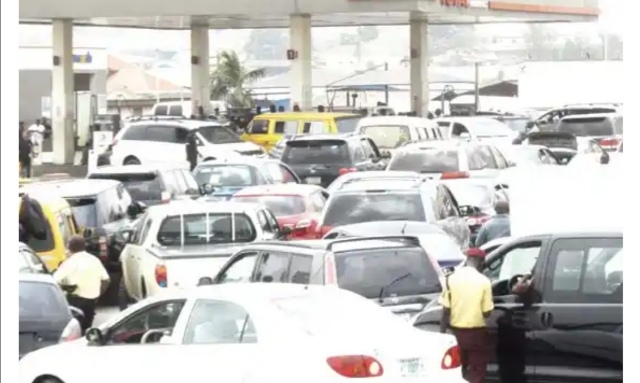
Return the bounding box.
[36,376,64,383]
[118,276,131,311]
[123,156,141,165]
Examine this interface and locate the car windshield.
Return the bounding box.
[193,165,260,188]
[66,198,98,228]
[470,119,512,137]
[335,247,442,299]
[388,150,459,173]
[198,125,242,144]
[89,173,163,202]
[283,140,350,165]
[502,119,530,133]
[445,183,494,208]
[557,117,615,136]
[323,192,426,227]
[510,147,544,164]
[157,213,257,245]
[232,195,306,216]
[360,125,411,149]
[19,281,68,320]
[335,117,362,133]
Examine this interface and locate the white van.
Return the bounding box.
[151,101,227,117]
[355,115,443,153]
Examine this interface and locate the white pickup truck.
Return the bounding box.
[119,200,291,303]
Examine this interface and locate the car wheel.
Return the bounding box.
[123,156,141,165]
[35,376,64,383]
[118,276,131,311]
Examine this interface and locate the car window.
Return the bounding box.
[274,121,286,134]
[183,300,257,344]
[154,105,168,115]
[256,211,271,232]
[263,209,280,232]
[89,172,165,202]
[171,170,189,193]
[478,146,498,169]
[288,255,313,284]
[273,121,298,136]
[234,195,306,217]
[193,165,266,188]
[335,117,362,133]
[484,242,542,284]
[146,126,181,143]
[544,238,622,303]
[121,125,148,141]
[451,123,469,138]
[360,139,377,159]
[441,187,459,217]
[416,127,427,140]
[303,121,327,134]
[491,147,508,168]
[217,252,258,283]
[56,212,73,247]
[129,214,147,244]
[138,217,153,245]
[351,143,366,163]
[181,169,201,192]
[168,105,182,116]
[264,163,286,183]
[157,213,257,245]
[108,300,186,345]
[19,249,47,274]
[67,197,99,228]
[557,117,614,136]
[283,140,350,165]
[197,126,242,144]
[255,252,290,283]
[360,125,411,150]
[309,191,326,213]
[323,192,426,227]
[387,149,459,173]
[248,120,269,134]
[613,116,623,134]
[466,147,487,170]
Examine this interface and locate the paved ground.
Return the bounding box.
[94,305,120,326]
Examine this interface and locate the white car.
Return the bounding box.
[355,115,443,153]
[326,170,422,194]
[110,117,265,167]
[435,116,515,145]
[19,284,465,383]
[119,200,287,302]
[387,140,512,181]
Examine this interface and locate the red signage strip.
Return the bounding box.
[441,0,469,7]
[487,1,600,16]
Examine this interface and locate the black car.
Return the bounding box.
[88,165,201,206]
[19,274,84,358]
[281,134,389,188]
[206,237,443,319]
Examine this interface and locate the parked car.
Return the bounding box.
[524,132,609,165]
[19,274,83,358]
[88,165,201,206]
[326,170,422,194]
[555,113,623,152]
[19,242,49,274]
[435,116,515,144]
[118,200,291,303]
[412,231,622,383]
[532,103,620,131]
[354,115,443,154]
[19,284,464,383]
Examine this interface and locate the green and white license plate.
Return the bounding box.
[305,177,322,185]
[400,358,424,377]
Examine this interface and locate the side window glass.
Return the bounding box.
[264,210,280,232]
[265,163,284,183]
[491,147,508,168]
[467,148,487,170]
[288,255,313,284]
[183,300,257,344]
[181,170,201,194]
[248,120,269,135]
[484,243,542,283]
[451,123,469,137]
[254,252,290,283]
[168,105,182,116]
[416,127,427,140]
[218,252,258,283]
[274,121,286,134]
[434,187,448,220]
[154,105,168,115]
[56,213,72,246]
[303,121,326,134]
[122,126,148,141]
[310,192,326,213]
[162,171,179,195]
[172,170,189,193]
[351,144,366,163]
[175,128,189,144]
[279,165,297,183]
[285,121,299,136]
[479,146,498,168]
[130,214,147,244]
[107,300,186,345]
[138,218,153,245]
[257,211,272,233]
[147,126,178,143]
[443,189,459,217]
[360,139,375,159]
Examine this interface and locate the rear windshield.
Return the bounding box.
[283,140,350,165]
[445,183,494,208]
[232,195,306,216]
[502,119,530,133]
[19,281,68,320]
[335,247,442,299]
[193,165,264,188]
[335,117,362,133]
[557,117,614,136]
[157,213,257,246]
[198,126,242,144]
[323,192,426,227]
[471,120,512,137]
[89,173,163,202]
[360,125,411,150]
[388,150,459,173]
[66,198,98,228]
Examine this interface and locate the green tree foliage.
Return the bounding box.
[210,50,266,108]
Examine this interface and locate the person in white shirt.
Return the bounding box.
[27,119,46,163]
[54,235,110,332]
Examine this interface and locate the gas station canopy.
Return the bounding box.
[20,0,599,28]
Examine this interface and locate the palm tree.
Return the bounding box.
[210,50,266,108]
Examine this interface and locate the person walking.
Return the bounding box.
[19,124,33,178]
[54,235,110,333]
[474,200,511,247]
[186,130,199,171]
[439,248,493,383]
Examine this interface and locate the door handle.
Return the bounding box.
[540,312,554,328]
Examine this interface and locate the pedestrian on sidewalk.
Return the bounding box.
[19,124,33,178]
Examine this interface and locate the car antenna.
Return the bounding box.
[401,222,408,235]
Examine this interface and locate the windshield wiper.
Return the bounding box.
[378,272,413,303]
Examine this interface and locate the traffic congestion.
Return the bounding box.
[18,104,623,383]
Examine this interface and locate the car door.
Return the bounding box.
[122,215,152,300]
[253,251,292,283]
[532,237,622,383]
[481,238,546,383]
[214,251,260,284]
[143,125,178,166]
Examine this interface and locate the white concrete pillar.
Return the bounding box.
[289,15,313,111]
[409,20,429,117]
[190,25,211,115]
[51,19,75,165]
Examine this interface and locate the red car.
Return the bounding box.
[231,184,328,239]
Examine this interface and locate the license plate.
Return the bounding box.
[306,177,322,185]
[400,358,424,377]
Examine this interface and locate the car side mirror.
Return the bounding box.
[280,226,294,237]
[202,183,214,194]
[442,266,455,276]
[82,227,94,239]
[600,152,610,165]
[120,229,134,243]
[85,327,104,346]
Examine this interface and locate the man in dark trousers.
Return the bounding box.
[186,130,199,171]
[439,248,494,383]
[19,123,32,178]
[54,235,110,333]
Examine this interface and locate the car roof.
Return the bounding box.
[126,118,226,130]
[358,115,437,126]
[88,164,185,175]
[19,273,57,284]
[559,113,620,121]
[148,200,263,217]
[233,184,323,197]
[334,171,422,183]
[20,179,121,198]
[399,140,469,152]
[328,221,446,237]
[288,134,355,143]
[253,112,359,120]
[197,157,277,167]
[247,237,422,253]
[334,179,422,193]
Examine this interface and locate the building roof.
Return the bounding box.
[106,54,187,100]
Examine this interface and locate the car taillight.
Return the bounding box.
[467,214,490,227]
[60,318,82,342]
[324,255,337,285]
[161,191,171,204]
[441,345,462,369]
[339,167,357,175]
[155,264,168,288]
[599,137,619,147]
[441,171,469,179]
[98,236,108,261]
[327,355,384,378]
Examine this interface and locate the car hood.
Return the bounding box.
[201,141,264,155]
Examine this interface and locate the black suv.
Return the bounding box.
[206,236,443,319]
[281,134,389,187]
[88,165,201,206]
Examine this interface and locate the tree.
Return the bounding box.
[210,50,266,108]
[244,29,288,60]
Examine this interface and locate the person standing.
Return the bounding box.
[269,104,276,113]
[474,200,511,247]
[19,124,33,178]
[186,130,199,171]
[54,235,110,333]
[27,119,46,163]
[293,103,301,112]
[278,105,285,112]
[439,248,493,383]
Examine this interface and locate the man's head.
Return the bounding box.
[278,106,285,112]
[68,235,86,254]
[495,200,510,215]
[269,104,276,113]
[317,105,325,113]
[465,248,487,270]
[35,119,41,125]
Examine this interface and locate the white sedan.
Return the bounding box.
[20,284,465,383]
